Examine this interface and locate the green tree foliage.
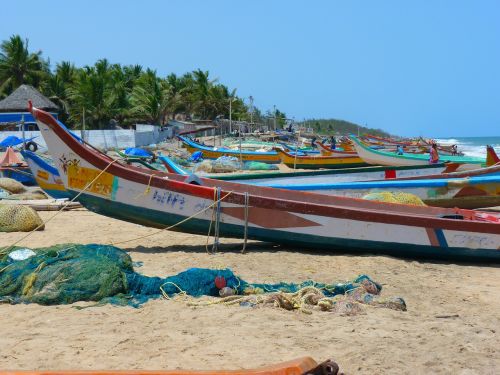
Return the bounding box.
[300,119,391,137]
[130,69,171,125]
[0,35,49,98]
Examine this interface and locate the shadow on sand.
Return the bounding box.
[123,240,500,268]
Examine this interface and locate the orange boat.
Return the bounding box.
[0,357,340,375]
[317,141,358,156]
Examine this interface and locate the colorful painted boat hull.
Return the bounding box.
[276,149,368,169]
[255,175,500,209]
[160,154,452,183]
[351,135,485,169]
[31,105,500,261]
[160,155,500,208]
[179,136,280,163]
[20,150,71,199]
[0,167,36,185]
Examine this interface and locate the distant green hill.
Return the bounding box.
[299,119,391,137]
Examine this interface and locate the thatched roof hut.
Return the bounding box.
[0,84,58,113]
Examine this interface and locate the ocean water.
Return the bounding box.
[434,136,500,158]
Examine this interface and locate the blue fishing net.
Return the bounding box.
[0,244,381,307]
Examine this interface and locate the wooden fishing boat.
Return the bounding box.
[0,147,37,185]
[351,135,485,169]
[417,136,465,155]
[0,357,339,375]
[160,154,500,208]
[278,142,321,155]
[254,174,500,209]
[317,141,357,156]
[31,103,500,261]
[20,150,72,199]
[361,134,414,147]
[179,136,280,163]
[160,154,455,182]
[275,148,368,169]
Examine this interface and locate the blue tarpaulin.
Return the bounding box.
[0,135,37,148]
[124,147,153,158]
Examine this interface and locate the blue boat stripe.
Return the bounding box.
[434,229,448,248]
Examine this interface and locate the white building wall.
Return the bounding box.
[0,126,174,150]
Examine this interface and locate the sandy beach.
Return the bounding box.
[0,209,498,374]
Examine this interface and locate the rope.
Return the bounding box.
[212,187,221,253]
[241,192,249,253]
[0,158,121,255]
[110,190,233,246]
[159,281,187,300]
[134,172,155,198]
[205,188,217,254]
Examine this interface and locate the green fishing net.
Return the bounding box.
[244,161,279,171]
[0,244,406,313]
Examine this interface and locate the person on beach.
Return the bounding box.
[396,145,404,155]
[330,136,337,150]
[429,143,439,164]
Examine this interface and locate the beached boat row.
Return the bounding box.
[23,103,500,261]
[179,134,490,170]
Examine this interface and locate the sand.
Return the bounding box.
[0,209,499,374]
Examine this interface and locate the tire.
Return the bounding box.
[25,141,38,152]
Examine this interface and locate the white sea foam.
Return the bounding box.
[435,137,500,158]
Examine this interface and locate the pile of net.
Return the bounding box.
[243,161,279,171]
[0,244,406,314]
[362,191,426,206]
[194,156,241,173]
[0,205,44,232]
[4,189,48,201]
[0,178,48,200]
[0,178,26,194]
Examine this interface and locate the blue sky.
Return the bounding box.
[2,0,499,136]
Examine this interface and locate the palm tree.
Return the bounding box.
[0,35,48,97]
[130,69,171,124]
[42,61,77,122]
[67,59,114,129]
[191,69,218,119]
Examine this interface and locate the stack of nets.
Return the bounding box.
[194,156,241,173]
[0,244,406,314]
[244,161,279,171]
[0,178,26,194]
[0,177,48,201]
[0,205,44,232]
[362,191,426,206]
